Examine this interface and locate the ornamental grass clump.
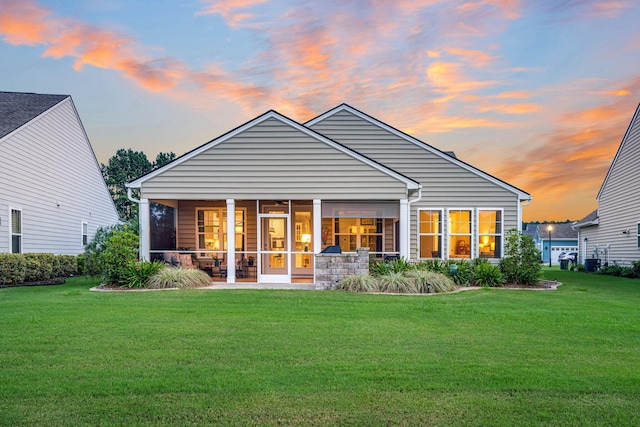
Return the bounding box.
[406,269,456,293]
[124,260,166,288]
[379,271,418,294]
[336,274,380,293]
[146,267,211,289]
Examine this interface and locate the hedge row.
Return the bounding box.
[0,253,77,285]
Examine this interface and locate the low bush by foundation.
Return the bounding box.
[335,274,379,293]
[0,253,78,286]
[146,267,212,289]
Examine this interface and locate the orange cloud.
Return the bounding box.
[445,47,497,66]
[479,102,542,114]
[197,0,269,27]
[0,0,50,45]
[493,78,640,221]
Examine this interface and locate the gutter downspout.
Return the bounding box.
[406,187,423,260]
[127,187,149,261]
[519,198,532,233]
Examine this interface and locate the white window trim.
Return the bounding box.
[81,221,88,247]
[9,206,23,254]
[446,208,474,260]
[637,222,640,249]
[476,208,504,259]
[195,206,247,257]
[417,208,444,259]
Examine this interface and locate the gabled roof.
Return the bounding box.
[305,103,531,201]
[0,92,69,140]
[572,209,599,230]
[536,223,578,240]
[597,102,640,201]
[127,109,421,190]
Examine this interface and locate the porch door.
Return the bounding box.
[259,215,290,283]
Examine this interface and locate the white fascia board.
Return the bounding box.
[126,110,420,191]
[596,102,640,201]
[306,104,531,201]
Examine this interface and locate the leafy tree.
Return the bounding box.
[101,149,176,221]
[499,229,542,285]
[154,151,176,168]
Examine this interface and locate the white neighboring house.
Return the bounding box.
[0,91,119,255]
[573,102,640,265]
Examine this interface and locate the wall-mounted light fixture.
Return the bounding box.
[622,229,630,235]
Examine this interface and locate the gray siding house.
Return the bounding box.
[127,104,530,284]
[0,92,119,255]
[573,103,640,265]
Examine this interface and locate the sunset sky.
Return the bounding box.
[1,0,639,221]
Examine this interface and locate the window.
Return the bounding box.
[11,209,22,254]
[477,210,502,258]
[334,218,383,253]
[419,210,442,258]
[196,208,245,255]
[82,222,88,246]
[448,210,471,258]
[637,223,640,248]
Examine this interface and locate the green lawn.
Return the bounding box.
[1,270,639,426]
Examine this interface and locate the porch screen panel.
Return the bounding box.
[322,202,399,218]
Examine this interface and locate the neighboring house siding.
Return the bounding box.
[308,110,521,255]
[576,105,640,264]
[0,97,119,254]
[140,117,408,200]
[594,110,640,262]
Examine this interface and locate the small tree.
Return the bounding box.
[499,229,542,285]
[99,229,139,286]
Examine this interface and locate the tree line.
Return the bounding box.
[101,148,176,221]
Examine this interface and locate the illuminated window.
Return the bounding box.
[448,210,471,259]
[477,210,502,258]
[196,208,245,255]
[418,210,442,258]
[334,218,382,253]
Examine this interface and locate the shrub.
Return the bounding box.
[406,269,456,293]
[472,263,504,288]
[55,255,77,277]
[24,253,54,282]
[574,263,585,272]
[370,257,414,276]
[415,259,448,274]
[370,260,392,276]
[378,271,418,294]
[99,230,139,286]
[125,261,166,289]
[633,260,640,278]
[146,267,211,289]
[0,254,27,285]
[84,224,138,277]
[499,229,542,286]
[450,260,473,285]
[336,274,380,293]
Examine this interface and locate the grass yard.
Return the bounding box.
[1,270,639,426]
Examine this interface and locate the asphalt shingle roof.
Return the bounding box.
[0,92,68,140]
[537,223,578,240]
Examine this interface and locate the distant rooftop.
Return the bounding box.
[0,91,68,140]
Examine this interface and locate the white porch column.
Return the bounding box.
[226,199,236,283]
[399,198,409,259]
[313,199,322,254]
[139,198,150,261]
